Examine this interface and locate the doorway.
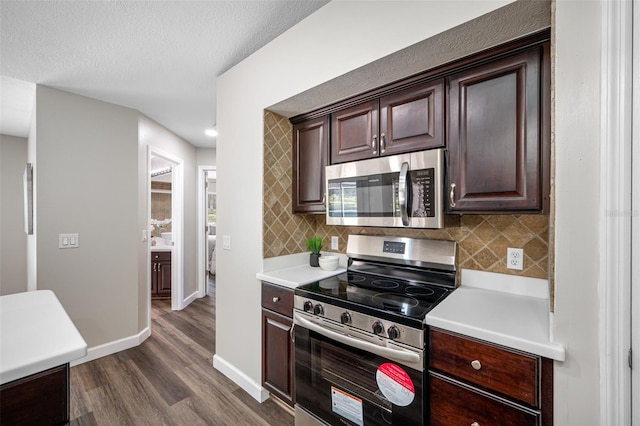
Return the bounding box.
[197,166,216,298]
[148,147,184,313]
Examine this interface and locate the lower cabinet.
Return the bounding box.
[0,364,69,425]
[261,281,295,406]
[151,251,171,299]
[429,328,553,426]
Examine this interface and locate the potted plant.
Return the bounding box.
[306,236,323,267]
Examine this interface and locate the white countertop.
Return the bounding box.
[0,290,88,384]
[151,244,173,252]
[426,269,565,361]
[256,252,347,289]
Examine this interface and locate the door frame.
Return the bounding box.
[148,146,185,311]
[197,165,216,298]
[599,0,635,424]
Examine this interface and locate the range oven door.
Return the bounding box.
[294,313,425,426]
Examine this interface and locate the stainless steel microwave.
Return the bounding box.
[326,149,444,228]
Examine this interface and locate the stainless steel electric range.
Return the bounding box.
[293,234,457,426]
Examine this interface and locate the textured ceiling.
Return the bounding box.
[0,0,329,148]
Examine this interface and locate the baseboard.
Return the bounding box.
[70,326,151,366]
[213,354,270,403]
[183,290,199,308]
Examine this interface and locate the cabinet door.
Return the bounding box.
[330,100,379,164]
[292,116,329,214]
[379,79,445,156]
[447,47,547,212]
[262,309,294,405]
[156,258,172,297]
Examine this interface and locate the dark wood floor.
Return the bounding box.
[69,279,294,426]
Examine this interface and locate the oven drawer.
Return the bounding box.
[429,373,539,426]
[261,282,294,317]
[429,328,539,406]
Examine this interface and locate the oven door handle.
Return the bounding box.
[294,313,420,364]
[398,161,410,226]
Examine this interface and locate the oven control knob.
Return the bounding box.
[340,312,351,324]
[303,301,314,312]
[387,325,401,340]
[313,304,324,316]
[372,321,384,335]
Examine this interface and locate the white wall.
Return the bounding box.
[34,86,140,347]
[196,148,216,166]
[215,0,519,400]
[553,1,602,424]
[0,134,28,295]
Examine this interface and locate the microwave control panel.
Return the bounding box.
[410,168,435,217]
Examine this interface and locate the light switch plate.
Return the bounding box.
[223,235,231,250]
[59,233,79,249]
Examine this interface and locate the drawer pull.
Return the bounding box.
[471,360,482,370]
[471,422,480,426]
[272,296,280,303]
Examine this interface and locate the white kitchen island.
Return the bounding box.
[0,290,87,424]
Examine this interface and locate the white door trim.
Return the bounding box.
[197,165,216,298]
[599,0,634,424]
[148,146,185,312]
[631,0,639,423]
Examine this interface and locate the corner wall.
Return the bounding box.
[0,134,28,295]
[35,86,139,347]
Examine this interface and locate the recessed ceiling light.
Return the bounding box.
[205,127,218,137]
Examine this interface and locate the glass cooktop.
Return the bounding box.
[295,271,453,327]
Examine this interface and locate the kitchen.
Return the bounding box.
[0,0,637,425]
[217,1,637,426]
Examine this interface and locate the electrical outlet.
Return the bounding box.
[331,236,339,250]
[507,247,524,270]
[223,235,231,250]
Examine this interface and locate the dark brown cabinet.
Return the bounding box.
[446,44,550,213]
[0,364,69,425]
[151,251,171,299]
[429,328,553,426]
[330,79,445,164]
[261,282,295,406]
[292,116,329,214]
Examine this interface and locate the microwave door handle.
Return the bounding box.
[294,313,420,364]
[398,162,410,226]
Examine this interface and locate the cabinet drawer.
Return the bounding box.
[151,251,171,261]
[430,373,539,426]
[430,328,539,406]
[261,282,294,317]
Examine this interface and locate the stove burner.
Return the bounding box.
[370,279,399,289]
[372,293,419,315]
[347,273,366,283]
[404,286,435,296]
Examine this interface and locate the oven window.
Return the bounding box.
[295,326,423,426]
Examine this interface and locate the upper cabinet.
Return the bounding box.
[446,44,550,213]
[330,79,445,164]
[292,116,329,214]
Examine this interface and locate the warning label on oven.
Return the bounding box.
[376,363,415,406]
[331,386,364,426]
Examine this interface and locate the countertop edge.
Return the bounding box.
[1,345,88,385]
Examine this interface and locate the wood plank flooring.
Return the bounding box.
[70,281,294,426]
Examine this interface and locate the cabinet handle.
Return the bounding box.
[380,133,386,154]
[153,263,157,272]
[290,322,295,343]
[372,135,378,155]
[272,296,280,303]
[471,359,482,370]
[449,183,457,208]
[322,193,326,206]
[471,422,480,426]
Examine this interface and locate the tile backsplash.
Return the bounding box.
[263,110,549,280]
